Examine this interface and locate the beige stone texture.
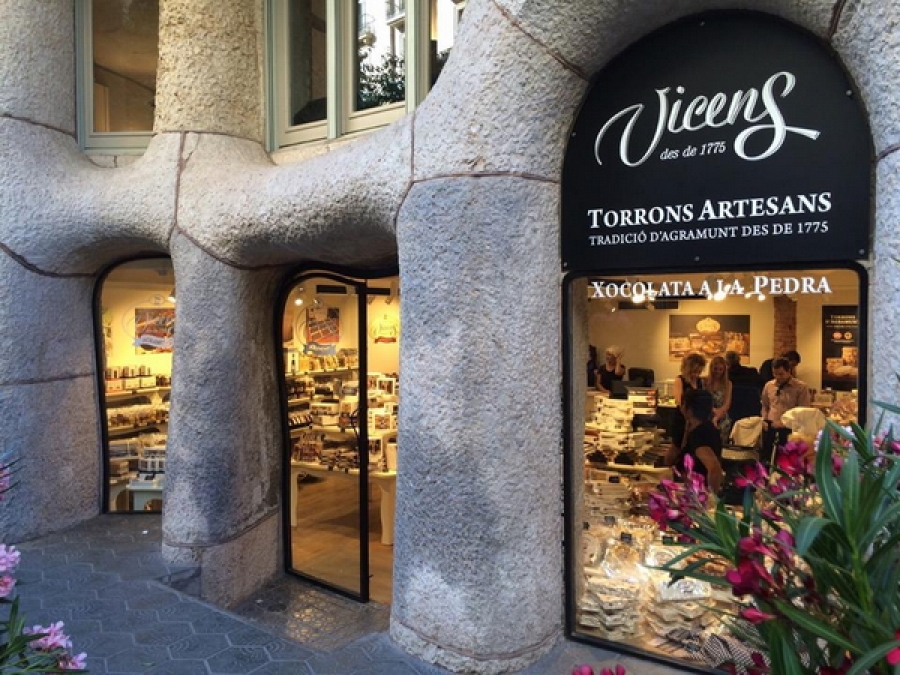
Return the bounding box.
[0,0,75,134]
[175,118,411,267]
[155,0,265,141]
[391,176,563,672]
[494,0,838,79]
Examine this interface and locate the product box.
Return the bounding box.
[106,380,124,393]
[123,377,141,390]
[139,376,156,389]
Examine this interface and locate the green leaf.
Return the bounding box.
[771,599,858,654]
[816,432,844,521]
[794,516,831,555]
[846,640,900,675]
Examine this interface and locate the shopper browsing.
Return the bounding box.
[664,388,724,493]
[760,357,811,463]
[703,355,732,445]
[669,353,707,455]
[595,345,626,394]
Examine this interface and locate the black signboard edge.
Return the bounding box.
[558,8,877,273]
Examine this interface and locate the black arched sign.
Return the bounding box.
[561,12,871,273]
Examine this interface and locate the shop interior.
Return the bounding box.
[572,267,862,668]
[282,273,400,604]
[100,258,175,514]
[99,262,400,604]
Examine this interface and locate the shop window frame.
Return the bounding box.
[74,0,157,155]
[561,260,869,670]
[275,262,399,602]
[267,0,431,150]
[93,255,174,515]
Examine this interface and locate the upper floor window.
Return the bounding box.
[76,0,159,153]
[269,0,465,149]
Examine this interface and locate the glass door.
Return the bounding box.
[282,272,369,600]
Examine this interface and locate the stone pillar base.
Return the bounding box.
[390,616,559,675]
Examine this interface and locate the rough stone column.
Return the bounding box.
[155,0,264,142]
[832,1,900,414]
[163,231,284,607]
[0,0,75,134]
[0,257,98,540]
[392,177,563,674]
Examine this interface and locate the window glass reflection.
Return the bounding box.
[92,0,159,132]
[429,0,465,87]
[289,0,328,126]
[354,0,406,111]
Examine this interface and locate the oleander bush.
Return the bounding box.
[0,460,87,673]
[648,404,900,675]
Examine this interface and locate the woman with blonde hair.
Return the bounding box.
[703,355,733,444]
[671,352,707,453]
[595,345,626,393]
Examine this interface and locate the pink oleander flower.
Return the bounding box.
[725,559,774,598]
[572,666,594,675]
[59,651,87,671]
[0,544,20,574]
[25,621,73,651]
[735,461,769,489]
[887,629,900,666]
[740,606,777,624]
[775,440,813,478]
[0,574,15,598]
[737,529,775,558]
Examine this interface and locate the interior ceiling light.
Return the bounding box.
[632,281,646,304]
[312,296,322,307]
[294,297,304,306]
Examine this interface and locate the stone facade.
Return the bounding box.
[0,0,897,673]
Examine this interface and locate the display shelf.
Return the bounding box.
[286,398,311,406]
[285,367,358,378]
[108,424,163,438]
[105,386,171,399]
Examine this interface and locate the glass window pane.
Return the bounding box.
[354,0,405,111]
[289,0,328,126]
[429,0,464,88]
[102,259,175,513]
[92,0,159,132]
[572,267,862,663]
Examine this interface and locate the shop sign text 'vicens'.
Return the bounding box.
[589,275,832,300]
[561,12,871,273]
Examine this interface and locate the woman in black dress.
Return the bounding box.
[665,388,724,492]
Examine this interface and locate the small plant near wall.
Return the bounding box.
[647,405,900,675]
[0,460,87,673]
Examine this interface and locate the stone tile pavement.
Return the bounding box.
[9,515,698,674]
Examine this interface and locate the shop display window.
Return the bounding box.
[281,271,399,603]
[98,258,175,513]
[567,266,865,669]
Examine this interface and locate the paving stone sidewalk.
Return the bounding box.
[10,515,694,674]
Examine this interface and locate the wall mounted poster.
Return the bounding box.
[304,306,340,356]
[822,305,859,391]
[668,315,750,361]
[134,308,175,354]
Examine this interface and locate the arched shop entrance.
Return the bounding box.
[278,267,400,604]
[95,257,176,513]
[560,11,871,671]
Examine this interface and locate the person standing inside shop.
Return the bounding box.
[670,353,707,453]
[704,355,733,445]
[587,345,599,388]
[725,350,761,386]
[595,345,626,394]
[761,357,811,464]
[664,388,724,493]
[760,350,801,383]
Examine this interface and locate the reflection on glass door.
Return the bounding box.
[99,258,175,513]
[284,274,369,599]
